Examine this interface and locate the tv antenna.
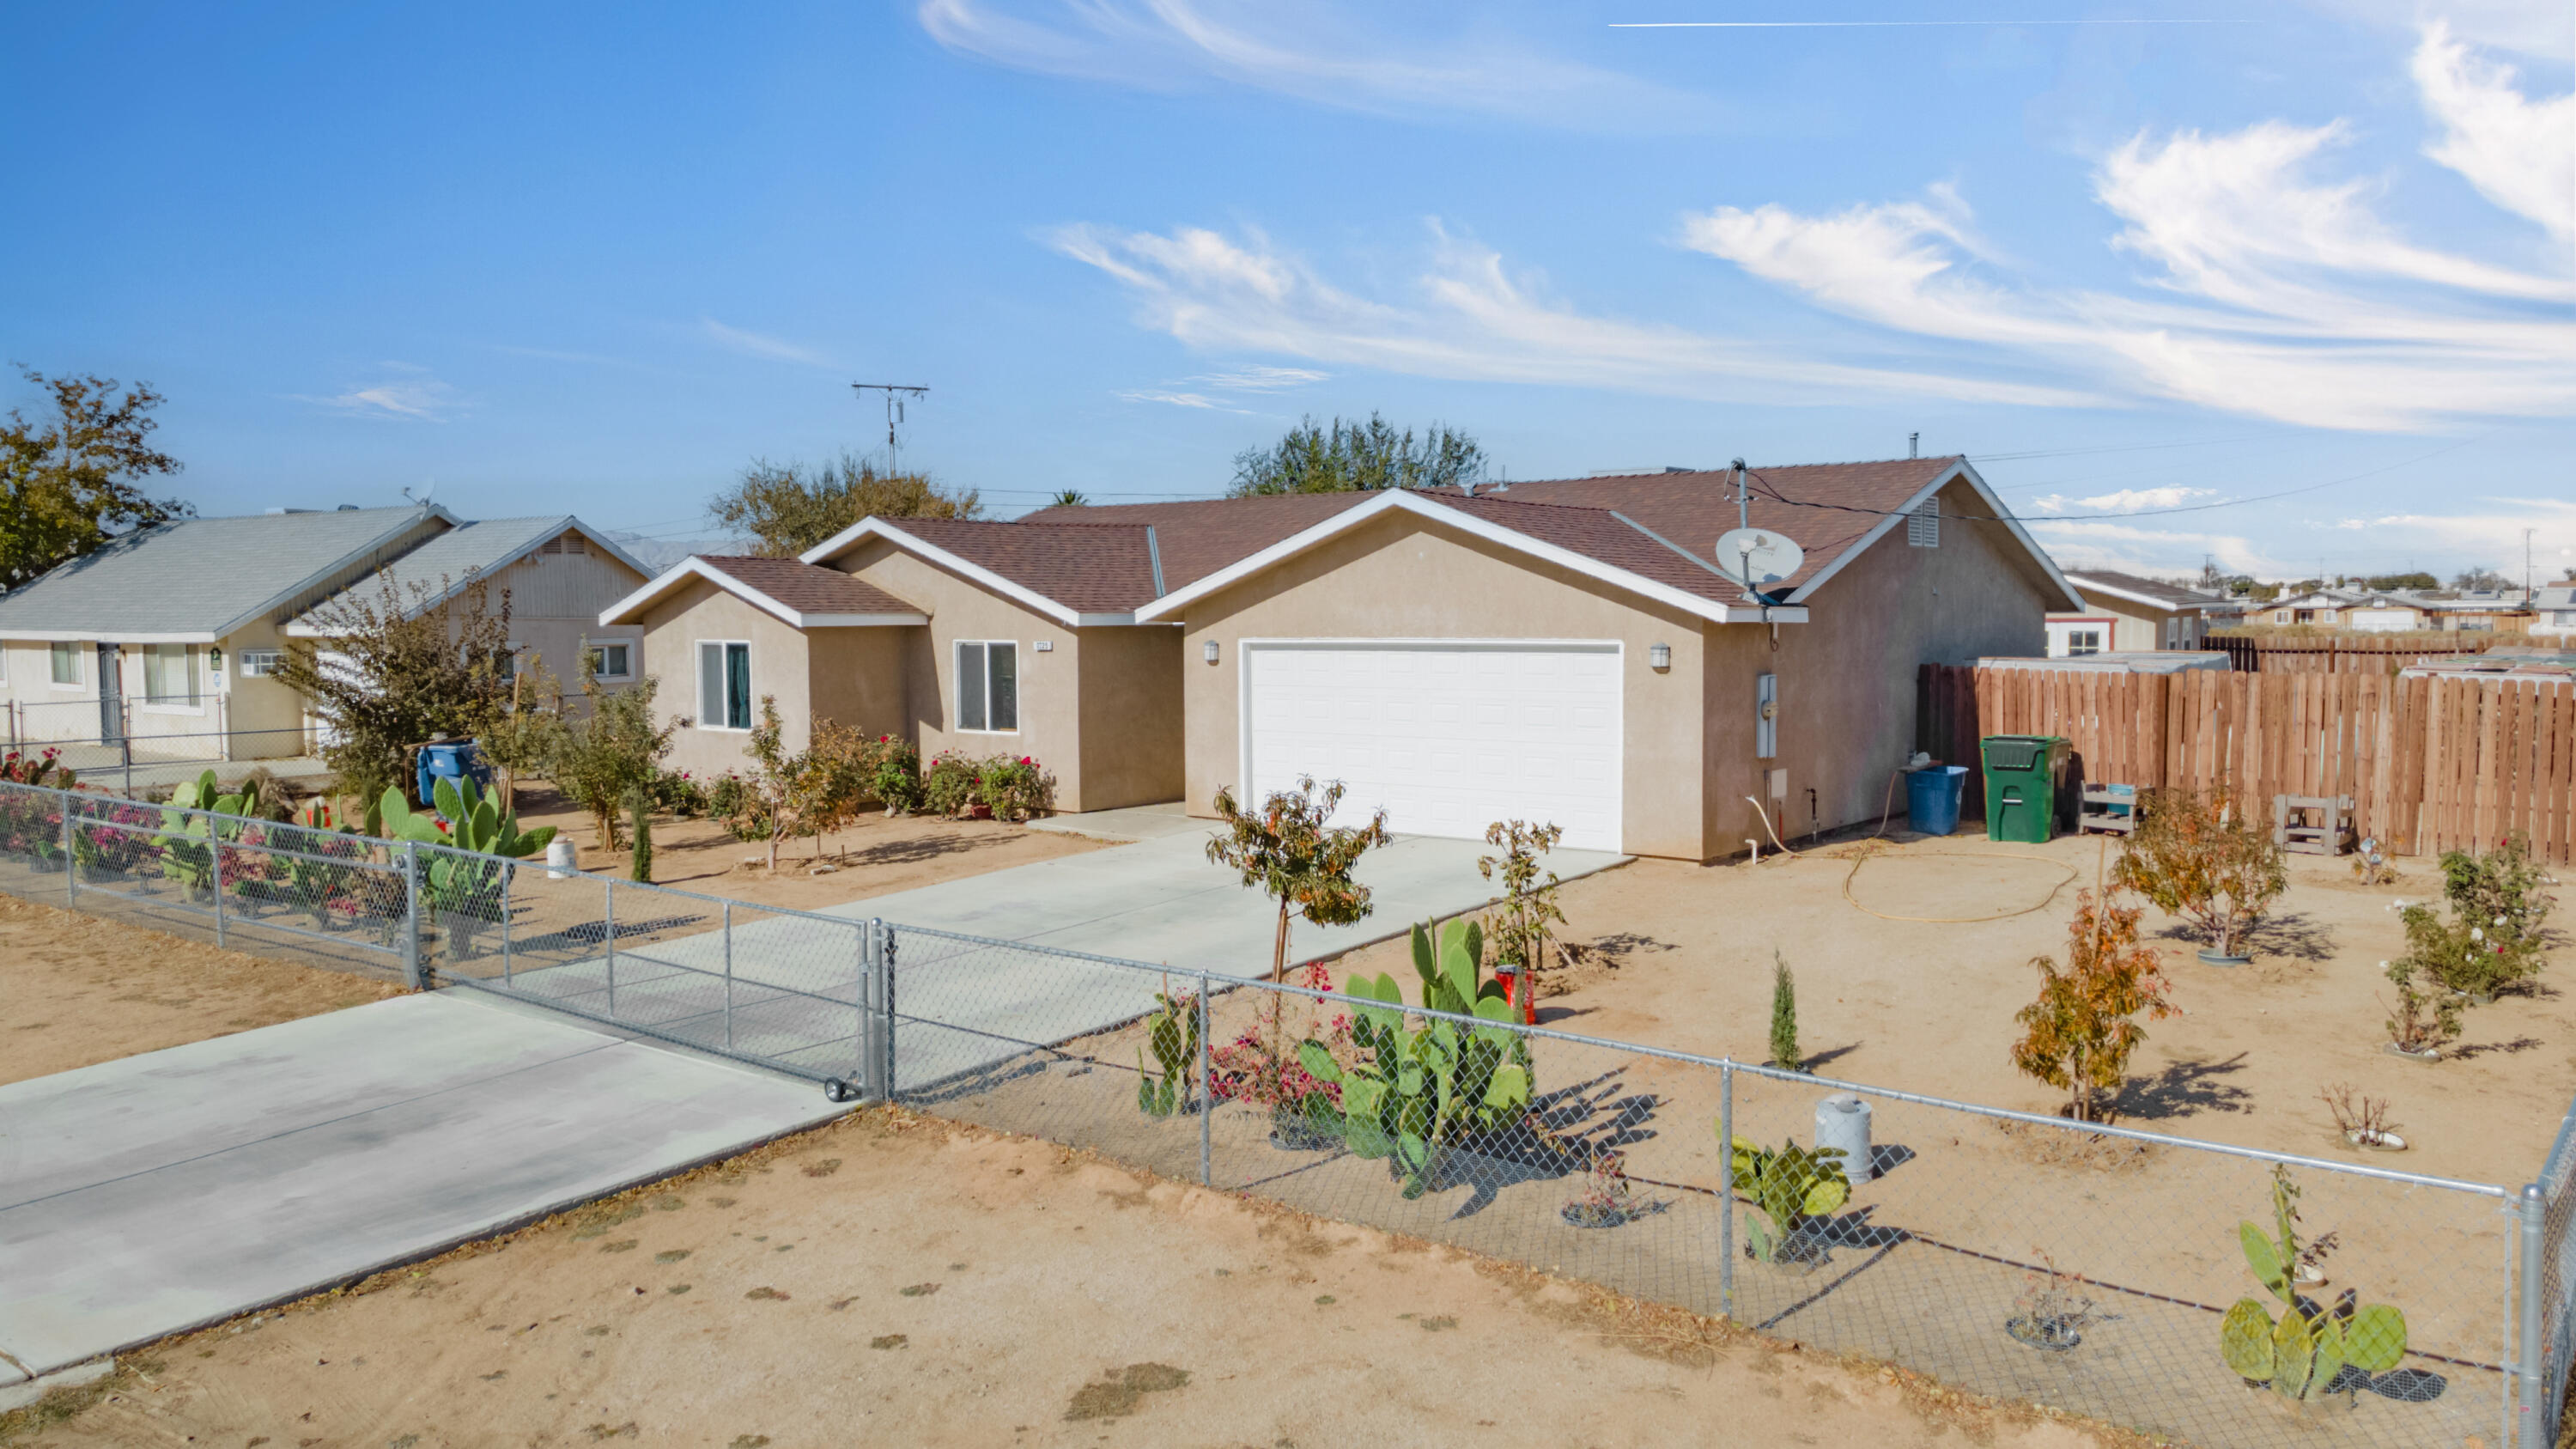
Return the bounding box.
[852,383,928,472]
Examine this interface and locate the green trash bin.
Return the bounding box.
[1980,734,2072,844]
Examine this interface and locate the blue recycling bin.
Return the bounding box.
[415,740,493,815]
[1907,764,1968,837]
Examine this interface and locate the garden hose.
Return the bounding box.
[1838,840,2081,925]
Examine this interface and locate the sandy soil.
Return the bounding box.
[1330,827,2575,1190]
[4,1109,2137,1449]
[0,895,404,1086]
[507,785,1107,914]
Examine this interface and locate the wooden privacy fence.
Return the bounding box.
[1915,664,2576,864]
[2208,632,2490,674]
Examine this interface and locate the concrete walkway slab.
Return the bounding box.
[830,829,1628,975]
[0,992,840,1379]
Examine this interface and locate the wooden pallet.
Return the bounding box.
[2080,782,2137,836]
[2275,794,2355,855]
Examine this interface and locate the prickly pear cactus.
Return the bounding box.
[2219,1166,2408,1400]
[1135,988,1200,1118]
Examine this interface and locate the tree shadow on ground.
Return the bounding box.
[2450,1035,2545,1061]
[2117,1052,2254,1121]
[1801,1043,1864,1074]
[2239,911,2336,963]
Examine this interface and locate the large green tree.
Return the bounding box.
[1228,413,1487,497]
[274,571,519,807]
[710,451,981,557]
[0,368,191,591]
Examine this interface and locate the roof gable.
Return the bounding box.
[286,516,649,635]
[598,555,928,629]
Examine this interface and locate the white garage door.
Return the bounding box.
[1242,642,1622,851]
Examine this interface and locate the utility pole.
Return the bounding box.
[2526,527,2538,602]
[852,383,929,474]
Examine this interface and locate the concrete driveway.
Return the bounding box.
[0,992,841,1384]
[835,804,1629,976]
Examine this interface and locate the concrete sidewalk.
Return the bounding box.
[0,992,841,1382]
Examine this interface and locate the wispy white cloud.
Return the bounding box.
[1115,388,1247,411]
[2026,520,2302,578]
[2028,485,2218,514]
[1053,221,2097,410]
[1191,364,1328,391]
[918,0,1725,131]
[290,363,460,422]
[2412,21,2575,241]
[2291,0,2569,59]
[1680,45,2576,433]
[700,318,837,368]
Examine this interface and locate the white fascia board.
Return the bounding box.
[2,629,221,644]
[801,518,1088,628]
[2064,575,2187,614]
[213,504,460,638]
[1134,491,1773,627]
[567,519,654,581]
[1785,460,2086,612]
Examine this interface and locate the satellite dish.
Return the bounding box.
[1713,528,1804,591]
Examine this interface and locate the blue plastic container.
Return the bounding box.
[415,740,494,814]
[1907,764,1968,837]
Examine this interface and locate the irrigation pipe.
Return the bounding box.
[1742,795,1798,859]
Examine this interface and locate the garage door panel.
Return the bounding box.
[1245,642,1622,851]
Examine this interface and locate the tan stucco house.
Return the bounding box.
[611,454,2078,860]
[2047,570,2229,655]
[0,504,647,763]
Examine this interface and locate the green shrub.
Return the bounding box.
[648,768,709,818]
[977,754,1054,821]
[2425,834,2555,993]
[870,736,923,814]
[921,752,981,816]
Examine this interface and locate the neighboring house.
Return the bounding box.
[2415,592,2534,635]
[610,455,2080,860]
[0,506,646,761]
[2047,571,2229,655]
[2262,588,2367,626]
[2531,585,2576,639]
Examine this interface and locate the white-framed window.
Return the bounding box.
[2046,619,2111,658]
[956,640,1019,733]
[49,642,82,687]
[141,643,200,709]
[239,648,283,678]
[2163,616,2181,648]
[696,640,752,731]
[0,647,7,686]
[2555,611,2576,627]
[587,642,632,680]
[2273,610,2292,624]
[1906,496,1940,548]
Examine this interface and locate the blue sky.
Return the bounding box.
[3,0,2569,581]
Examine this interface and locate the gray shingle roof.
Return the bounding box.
[287,517,646,631]
[0,506,446,641]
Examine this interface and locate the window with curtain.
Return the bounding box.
[956,641,1018,732]
[696,641,750,730]
[143,644,197,705]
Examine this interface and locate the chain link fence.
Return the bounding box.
[7,775,2574,1448]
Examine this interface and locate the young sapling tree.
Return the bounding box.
[1206,776,1392,982]
[1769,953,1801,1072]
[2111,788,2287,959]
[2010,889,2175,1123]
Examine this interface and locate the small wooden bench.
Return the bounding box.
[2079,782,2137,836]
[2274,794,2355,855]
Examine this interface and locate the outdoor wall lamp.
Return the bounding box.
[1649,642,1671,672]
[1203,640,1221,664]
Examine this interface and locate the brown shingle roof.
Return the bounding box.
[1473,457,1964,594]
[882,519,1163,613]
[1016,492,1376,590]
[700,556,920,618]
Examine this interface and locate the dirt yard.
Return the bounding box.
[1331,827,2575,1190]
[0,895,404,1086]
[509,785,1106,913]
[3,1108,2137,1449]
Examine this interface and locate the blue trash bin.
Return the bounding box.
[1907,764,1968,837]
[415,740,494,815]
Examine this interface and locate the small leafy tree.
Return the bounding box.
[1206,776,1392,982]
[710,451,981,556]
[2111,788,2287,958]
[1768,953,1801,1072]
[740,696,811,871]
[1,368,190,591]
[276,570,518,807]
[1479,819,1566,987]
[2383,955,2464,1055]
[2011,889,2176,1123]
[476,657,567,813]
[547,664,673,850]
[1229,413,1487,496]
[2422,833,2556,994]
